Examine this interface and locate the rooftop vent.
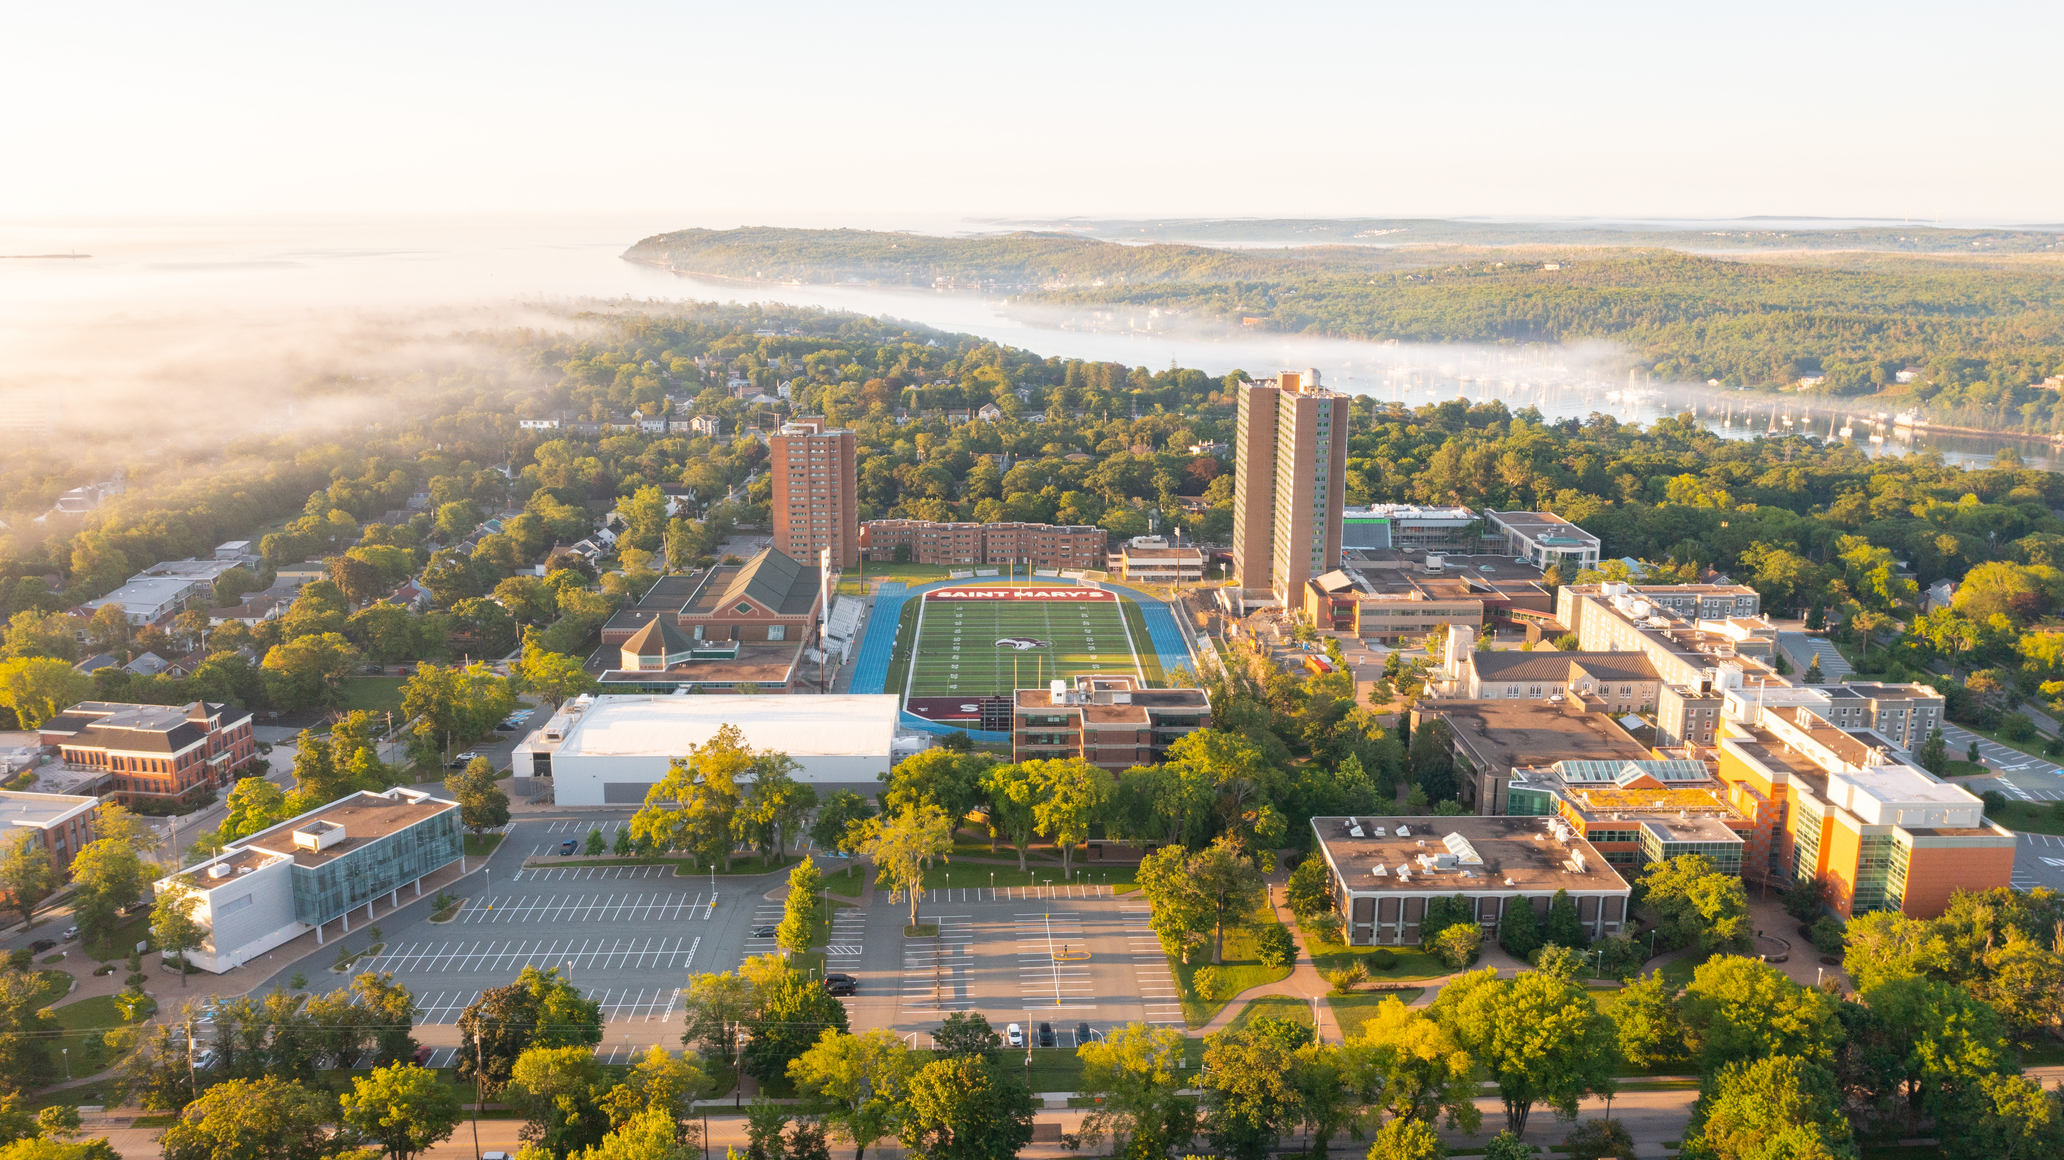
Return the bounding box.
[207,862,231,879]
[292,820,345,853]
[1371,864,1388,877]
[1348,823,1365,839]
[1397,825,1411,838]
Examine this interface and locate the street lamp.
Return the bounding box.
[63,1048,69,1080]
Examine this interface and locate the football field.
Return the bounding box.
[905,587,1143,700]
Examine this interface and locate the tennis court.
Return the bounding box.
[904,586,1142,699]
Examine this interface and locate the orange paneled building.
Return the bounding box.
[1713,699,2013,918]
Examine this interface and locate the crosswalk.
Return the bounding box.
[365,935,702,975]
[1123,904,1183,1024]
[901,916,974,1011]
[456,892,714,924]
[1017,911,1093,1011]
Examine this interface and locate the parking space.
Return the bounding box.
[365,935,701,974]
[455,893,713,923]
[515,865,681,882]
[914,884,1119,903]
[2014,833,2064,892]
[743,903,784,962]
[1943,724,2064,799]
[901,915,975,1012]
[1122,904,1184,1025]
[1016,911,1094,1011]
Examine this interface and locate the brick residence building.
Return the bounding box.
[861,520,1105,570]
[40,701,258,808]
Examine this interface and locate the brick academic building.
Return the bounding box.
[860,520,1105,569]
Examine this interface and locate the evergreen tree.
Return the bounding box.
[1804,656,1823,684]
[1545,888,1588,949]
[1500,897,1543,959]
[1916,726,1950,774]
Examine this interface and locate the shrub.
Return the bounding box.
[1329,963,1369,994]
[1563,1118,1636,1160]
[1433,923,1481,969]
[1781,878,1826,921]
[6,949,30,971]
[2001,714,2038,743]
[1192,966,1227,1001]
[1809,916,1846,955]
[1593,933,1646,980]
[1305,914,1342,946]
[1253,924,1296,969]
[1368,948,1398,971]
[1532,943,1584,980]
[1981,790,2008,814]
[1483,1130,1532,1160]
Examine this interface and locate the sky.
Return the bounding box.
[5,1,2061,225]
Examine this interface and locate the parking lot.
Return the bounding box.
[272,811,757,1054]
[857,891,1173,1040]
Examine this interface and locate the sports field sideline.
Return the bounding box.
[903,586,1142,699]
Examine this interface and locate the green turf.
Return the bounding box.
[905,590,1142,699]
[1988,801,2064,836]
[1325,990,1425,1040]
[337,677,407,715]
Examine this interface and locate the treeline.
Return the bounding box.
[629,228,2064,423]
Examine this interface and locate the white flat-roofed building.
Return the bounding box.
[513,694,901,805]
[1486,510,1600,571]
[1341,504,1479,552]
[81,577,204,626]
[153,788,463,972]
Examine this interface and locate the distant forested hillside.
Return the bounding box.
[626,227,2064,433]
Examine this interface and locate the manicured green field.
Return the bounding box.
[905,593,1142,699]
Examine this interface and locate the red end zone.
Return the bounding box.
[924,586,1113,602]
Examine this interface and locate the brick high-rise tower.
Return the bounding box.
[771,417,859,568]
[1232,369,1347,603]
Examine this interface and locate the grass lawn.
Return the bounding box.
[844,563,961,591]
[951,838,1060,861]
[823,866,865,897]
[1327,990,1425,1041]
[1941,760,1989,778]
[1955,720,2059,763]
[45,994,138,1075]
[1224,995,1316,1034]
[28,970,72,1008]
[1987,801,2064,837]
[1011,1040,1206,1092]
[464,834,503,857]
[2020,1040,2064,1066]
[337,677,406,715]
[914,862,1137,891]
[1173,900,1294,1027]
[84,912,154,963]
[1298,919,1449,982]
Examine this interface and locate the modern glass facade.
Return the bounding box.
[288,809,463,926]
[1851,834,1896,914]
[1791,800,1824,883]
[1638,828,1744,875]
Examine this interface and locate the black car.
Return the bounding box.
[28,939,55,954]
[822,973,858,996]
[495,721,516,731]
[1036,1022,1055,1047]
[751,925,778,938]
[1076,1021,1093,1045]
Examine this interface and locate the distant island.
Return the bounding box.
[0,253,91,259]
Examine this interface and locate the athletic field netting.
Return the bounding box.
[904,586,1141,700]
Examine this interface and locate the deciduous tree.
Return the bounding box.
[339,1063,462,1160]
[1430,968,1618,1137]
[788,1029,917,1160]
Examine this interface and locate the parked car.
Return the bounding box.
[1076,1021,1094,1045]
[750,925,778,938]
[1006,1023,1024,1048]
[412,1046,434,1066]
[495,721,517,731]
[1037,1022,1055,1047]
[61,926,78,941]
[822,973,858,996]
[27,939,54,954]
[559,839,578,855]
